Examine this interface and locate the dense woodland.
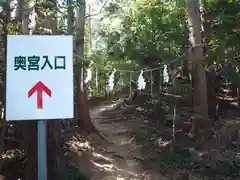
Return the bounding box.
[0,0,240,179]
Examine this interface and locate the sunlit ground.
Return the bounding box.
[66,136,146,179]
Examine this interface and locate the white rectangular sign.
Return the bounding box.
[6,35,74,121]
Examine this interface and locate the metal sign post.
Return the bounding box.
[38,120,47,180]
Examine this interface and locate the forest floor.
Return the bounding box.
[64,94,240,180]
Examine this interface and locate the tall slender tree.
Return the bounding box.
[0,0,11,174]
[20,0,38,179]
[44,1,68,179]
[75,0,93,131]
[67,0,73,34]
[185,0,208,128]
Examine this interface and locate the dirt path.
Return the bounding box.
[65,96,240,180]
[65,99,168,180]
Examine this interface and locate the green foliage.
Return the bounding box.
[89,0,240,83]
[204,0,240,66]
[91,0,189,74]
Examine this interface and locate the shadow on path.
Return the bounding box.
[64,98,168,180]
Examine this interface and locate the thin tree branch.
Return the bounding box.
[85,0,110,19]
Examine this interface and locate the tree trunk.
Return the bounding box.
[0,120,5,175]
[47,120,66,179]
[24,122,38,180]
[0,0,11,173]
[75,0,92,131]
[0,26,6,178]
[47,3,67,179]
[67,0,76,128]
[20,1,38,179]
[206,71,217,119]
[185,0,208,119]
[67,0,73,34]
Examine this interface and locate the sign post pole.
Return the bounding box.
[38,120,47,180]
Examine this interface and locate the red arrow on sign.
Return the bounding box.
[28,81,51,109]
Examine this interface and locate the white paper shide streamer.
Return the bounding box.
[108,69,116,91]
[85,67,92,83]
[163,65,169,83]
[137,70,146,90]
[29,3,37,35]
